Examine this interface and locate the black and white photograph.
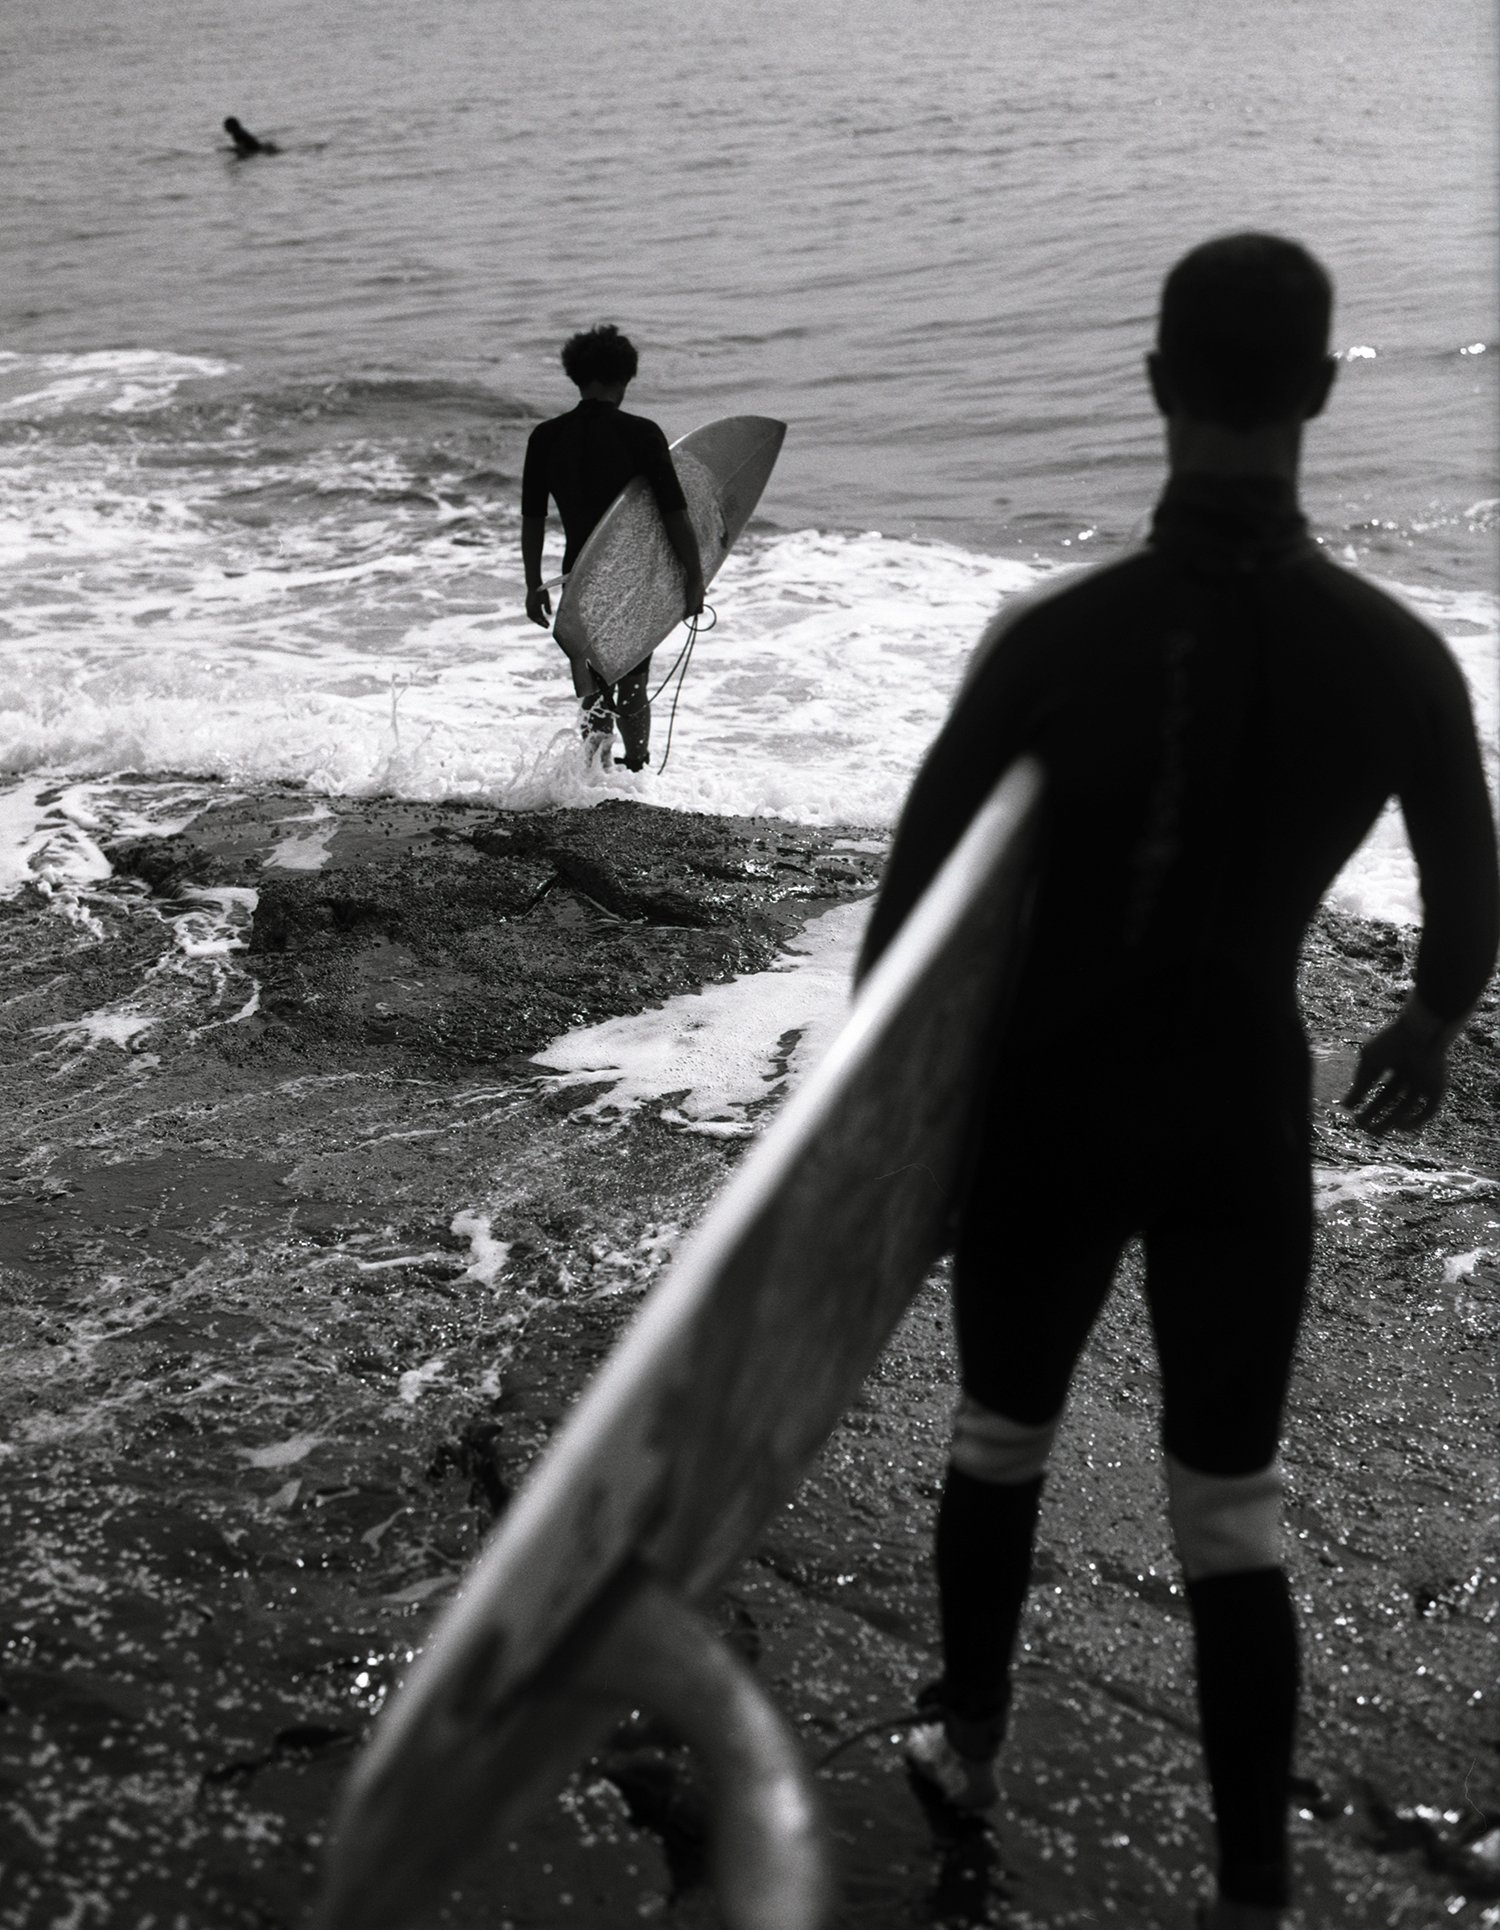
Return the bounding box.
[1,4,1496,1927]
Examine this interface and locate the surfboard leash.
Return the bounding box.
[650,602,716,775]
[812,1704,929,1771]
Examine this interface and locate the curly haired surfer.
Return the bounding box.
[521,325,704,771]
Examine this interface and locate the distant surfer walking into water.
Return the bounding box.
[521,325,705,771]
[223,116,277,157]
[859,234,1498,1930]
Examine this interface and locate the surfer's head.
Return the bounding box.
[561,324,639,395]
[1150,233,1335,430]
[224,116,264,156]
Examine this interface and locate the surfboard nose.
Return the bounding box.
[691,417,786,550]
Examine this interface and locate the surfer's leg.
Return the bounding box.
[558,642,597,702]
[909,1065,1136,1808]
[614,658,652,770]
[928,1210,1126,1758]
[556,639,615,748]
[1144,1089,1310,1918]
[579,673,616,749]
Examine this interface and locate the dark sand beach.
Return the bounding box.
[0,787,1495,1929]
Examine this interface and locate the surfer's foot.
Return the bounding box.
[904,1721,1000,1810]
[615,751,650,771]
[903,1681,1003,1811]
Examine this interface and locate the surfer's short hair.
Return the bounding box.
[1156,233,1333,430]
[562,324,639,389]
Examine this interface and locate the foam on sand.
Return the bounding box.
[534,897,869,1134]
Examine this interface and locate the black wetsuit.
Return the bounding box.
[860,471,1499,1910]
[864,468,1497,1457]
[521,398,686,570]
[862,471,1495,1038]
[521,399,688,760]
[224,119,276,157]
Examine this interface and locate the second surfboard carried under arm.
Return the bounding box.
[552,414,786,686]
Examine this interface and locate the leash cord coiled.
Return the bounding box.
[649,601,715,775]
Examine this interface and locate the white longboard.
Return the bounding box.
[552,415,786,685]
[320,759,1043,1930]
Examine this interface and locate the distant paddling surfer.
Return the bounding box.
[521,324,705,770]
[858,234,1499,1930]
[223,116,278,157]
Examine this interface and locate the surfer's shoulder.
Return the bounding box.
[615,406,670,445]
[981,546,1154,644]
[525,409,571,449]
[1302,552,1474,725]
[960,548,1157,694]
[1301,544,1446,644]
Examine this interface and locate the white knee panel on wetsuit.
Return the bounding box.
[950,1395,1061,1484]
[1165,1452,1283,1580]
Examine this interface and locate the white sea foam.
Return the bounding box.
[0,778,66,894]
[1313,1164,1496,1213]
[0,397,1494,929]
[450,1210,512,1288]
[0,491,1055,827]
[396,1359,447,1405]
[240,1432,324,1471]
[0,349,233,418]
[1442,1248,1494,1283]
[35,1006,157,1053]
[173,887,257,958]
[535,897,868,1133]
[264,806,339,872]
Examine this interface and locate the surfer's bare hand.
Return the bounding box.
[526,585,552,628]
[1341,1006,1451,1136]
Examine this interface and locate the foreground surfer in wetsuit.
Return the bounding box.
[521,324,705,770]
[858,233,1499,1930]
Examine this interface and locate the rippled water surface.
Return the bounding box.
[5,0,1495,552]
[1,0,1496,908]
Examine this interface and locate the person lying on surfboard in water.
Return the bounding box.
[223,116,278,157]
[521,324,705,771]
[858,233,1499,1930]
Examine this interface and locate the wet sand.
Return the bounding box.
[0,783,1496,1929]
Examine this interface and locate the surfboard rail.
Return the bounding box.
[553,414,787,686]
[319,757,1044,1930]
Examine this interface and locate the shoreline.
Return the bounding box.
[0,785,1496,1928]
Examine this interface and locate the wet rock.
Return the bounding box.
[100,792,886,1068]
[426,1417,511,1516]
[1361,1782,1500,1899]
[1288,1771,1346,1821]
[594,1743,710,1897]
[3,1668,149,1760]
[2,779,1496,1928]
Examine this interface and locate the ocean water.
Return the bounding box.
[1,0,1496,923]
